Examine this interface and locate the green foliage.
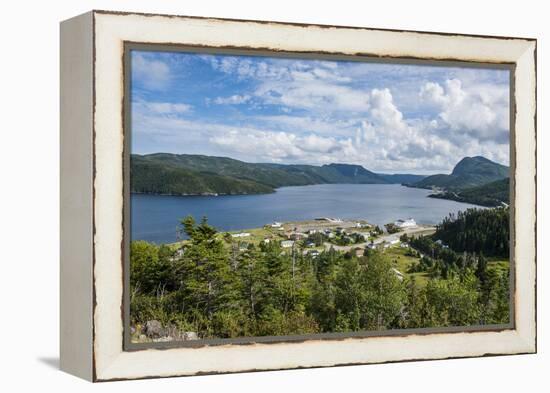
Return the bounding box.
[429,178,509,207]
[130,241,175,294]
[131,157,274,196]
[130,212,510,340]
[434,207,509,257]
[307,232,327,247]
[419,271,481,327]
[384,223,400,234]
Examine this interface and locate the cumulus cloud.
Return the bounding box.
[419,78,509,142]
[369,88,407,132]
[208,129,348,162]
[132,53,171,90]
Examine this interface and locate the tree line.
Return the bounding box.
[433,207,509,257]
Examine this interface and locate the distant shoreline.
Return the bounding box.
[130,189,276,197]
[131,183,424,198]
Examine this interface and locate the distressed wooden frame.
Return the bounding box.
[60,10,537,382]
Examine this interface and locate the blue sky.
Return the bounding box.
[131,50,510,174]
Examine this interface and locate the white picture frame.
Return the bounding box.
[60,10,536,381]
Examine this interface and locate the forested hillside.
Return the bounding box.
[130,153,426,196]
[433,207,509,257]
[429,178,510,207]
[131,158,274,195]
[411,156,509,191]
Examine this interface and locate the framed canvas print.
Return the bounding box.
[60,10,537,382]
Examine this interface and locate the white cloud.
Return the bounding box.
[213,95,251,105]
[209,129,348,162]
[133,101,192,115]
[132,53,171,90]
[253,115,358,138]
[419,78,509,141]
[256,80,370,113]
[369,88,407,132]
[204,55,366,113]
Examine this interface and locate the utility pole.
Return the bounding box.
[291,242,296,304]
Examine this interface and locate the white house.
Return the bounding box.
[281,240,294,248]
[353,232,369,241]
[231,232,251,238]
[391,268,404,281]
[270,222,282,228]
[389,239,399,245]
[394,218,417,228]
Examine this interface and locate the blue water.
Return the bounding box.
[131,184,484,244]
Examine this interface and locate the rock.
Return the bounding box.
[184,331,199,340]
[153,336,174,343]
[144,320,165,338]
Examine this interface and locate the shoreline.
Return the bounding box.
[130,183,408,198]
[159,218,437,249]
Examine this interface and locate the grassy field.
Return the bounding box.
[383,246,429,286]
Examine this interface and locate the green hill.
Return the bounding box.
[130,158,274,196]
[130,153,427,196]
[136,153,318,188]
[429,178,510,207]
[411,156,509,191]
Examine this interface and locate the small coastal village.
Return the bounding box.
[226,217,433,255]
[172,216,437,286]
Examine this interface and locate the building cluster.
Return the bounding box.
[226,218,418,260]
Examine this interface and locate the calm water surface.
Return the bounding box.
[131,184,484,244]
